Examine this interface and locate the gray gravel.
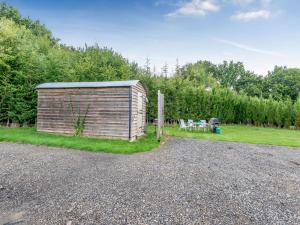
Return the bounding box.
[0,139,300,225]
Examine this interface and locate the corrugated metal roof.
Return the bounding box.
[37,80,141,89]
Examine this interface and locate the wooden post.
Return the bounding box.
[157,90,161,140]
[157,90,164,141]
[161,93,164,135]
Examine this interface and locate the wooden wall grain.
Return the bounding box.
[131,82,147,139]
[37,83,147,140]
[37,87,131,139]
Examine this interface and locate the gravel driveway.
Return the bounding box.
[0,139,300,225]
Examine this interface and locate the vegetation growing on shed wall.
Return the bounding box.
[69,97,90,136]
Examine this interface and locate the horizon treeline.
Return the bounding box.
[1,3,300,128]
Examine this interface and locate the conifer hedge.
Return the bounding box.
[143,77,297,128]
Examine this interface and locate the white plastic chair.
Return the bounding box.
[179,119,187,130]
[198,120,208,132]
[187,119,196,130]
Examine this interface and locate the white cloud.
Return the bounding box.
[165,0,278,21]
[230,0,272,6]
[167,0,220,17]
[232,0,255,5]
[214,38,284,57]
[231,9,271,21]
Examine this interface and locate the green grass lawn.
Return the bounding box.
[0,126,160,154]
[1,125,299,154]
[165,125,300,148]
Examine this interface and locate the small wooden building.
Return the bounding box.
[36,80,146,141]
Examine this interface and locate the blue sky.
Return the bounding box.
[3,0,300,75]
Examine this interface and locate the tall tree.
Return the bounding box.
[175,58,180,76]
[162,62,168,77]
[144,57,151,75]
[263,66,300,101]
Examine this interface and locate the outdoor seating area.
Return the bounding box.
[179,118,221,134]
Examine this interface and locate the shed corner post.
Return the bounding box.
[129,86,133,141]
[36,89,39,129]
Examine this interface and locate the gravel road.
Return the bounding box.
[0,139,300,225]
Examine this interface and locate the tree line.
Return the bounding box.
[1,3,300,128]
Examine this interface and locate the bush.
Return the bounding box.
[295,95,300,129]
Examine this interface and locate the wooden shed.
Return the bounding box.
[36,80,147,141]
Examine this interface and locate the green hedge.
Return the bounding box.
[142,77,296,128]
[0,3,299,128]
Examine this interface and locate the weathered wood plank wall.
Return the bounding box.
[131,82,147,139]
[37,81,147,140]
[37,87,131,139]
